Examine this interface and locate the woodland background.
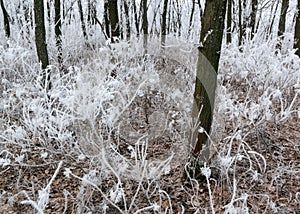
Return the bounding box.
[0,0,299,213]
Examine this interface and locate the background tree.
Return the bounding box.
[161,0,168,47]
[132,0,140,37]
[108,0,120,42]
[34,0,50,88]
[238,0,246,46]
[188,0,196,38]
[77,0,88,41]
[268,1,280,39]
[0,0,10,38]
[226,0,232,44]
[54,0,62,64]
[192,0,227,157]
[104,0,110,38]
[295,0,300,57]
[278,0,289,37]
[87,0,96,25]
[142,0,148,50]
[250,0,258,39]
[123,0,130,41]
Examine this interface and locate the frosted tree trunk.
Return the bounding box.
[142,0,148,52]
[0,0,10,38]
[226,0,232,44]
[294,0,300,56]
[34,0,50,89]
[192,0,227,161]
[161,0,168,48]
[108,0,120,42]
[54,0,62,64]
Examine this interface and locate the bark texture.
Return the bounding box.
[193,0,227,156]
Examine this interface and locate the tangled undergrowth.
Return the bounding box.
[0,38,299,213]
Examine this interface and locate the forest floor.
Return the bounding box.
[0,104,299,213]
[0,41,299,213]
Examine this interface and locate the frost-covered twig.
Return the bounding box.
[21,160,63,213]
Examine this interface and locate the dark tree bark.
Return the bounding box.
[0,0,10,38]
[250,0,258,39]
[34,0,50,88]
[132,0,140,37]
[238,0,244,46]
[108,0,120,42]
[294,0,300,57]
[142,0,148,51]
[149,3,160,35]
[87,0,96,25]
[104,0,110,38]
[161,0,168,47]
[174,0,182,36]
[188,0,195,37]
[268,1,279,39]
[77,0,88,41]
[226,0,232,44]
[47,0,51,24]
[55,0,62,64]
[192,0,227,157]
[278,0,289,37]
[17,1,32,42]
[123,0,130,41]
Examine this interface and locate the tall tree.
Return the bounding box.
[77,0,88,41]
[268,1,280,39]
[54,0,62,64]
[132,0,140,37]
[87,0,96,25]
[238,0,245,46]
[250,0,258,39]
[226,0,232,44]
[278,0,289,45]
[278,0,289,38]
[188,0,195,38]
[104,0,110,38]
[142,0,148,51]
[0,0,10,38]
[108,0,120,42]
[161,0,168,47]
[295,0,300,57]
[34,0,50,88]
[192,0,227,158]
[123,0,130,41]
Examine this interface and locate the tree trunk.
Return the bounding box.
[132,0,140,37]
[161,0,168,47]
[238,0,244,46]
[149,3,160,35]
[250,0,258,39]
[142,0,148,52]
[294,0,300,57]
[278,0,289,37]
[174,0,182,37]
[188,0,195,38]
[192,0,227,158]
[104,0,110,38]
[55,0,62,64]
[226,0,232,44]
[0,0,10,38]
[123,0,130,41]
[47,0,51,24]
[77,0,88,41]
[87,0,96,25]
[34,0,50,88]
[268,1,279,39]
[108,0,120,42]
